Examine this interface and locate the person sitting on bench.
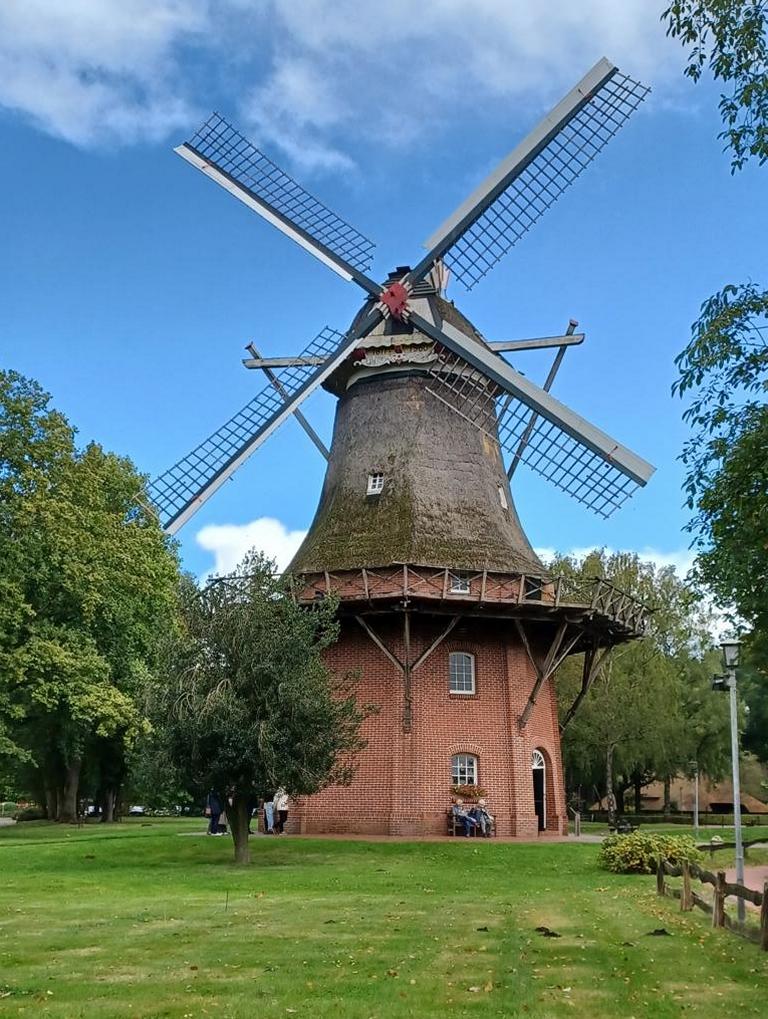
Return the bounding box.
[451,798,479,837]
[470,798,494,837]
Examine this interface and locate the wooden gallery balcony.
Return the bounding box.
[293,565,650,643]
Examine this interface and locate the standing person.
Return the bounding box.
[263,793,275,834]
[273,787,290,834]
[205,789,223,835]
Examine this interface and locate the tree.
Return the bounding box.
[0,369,180,821]
[663,1,768,170]
[673,284,768,631]
[151,555,370,864]
[551,550,729,819]
[665,7,768,673]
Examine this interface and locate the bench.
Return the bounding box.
[608,818,638,835]
[446,809,495,837]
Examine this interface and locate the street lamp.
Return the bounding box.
[713,639,744,924]
[688,760,699,838]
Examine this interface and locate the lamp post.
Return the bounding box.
[689,760,699,839]
[713,639,744,924]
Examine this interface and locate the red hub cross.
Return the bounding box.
[379,281,409,319]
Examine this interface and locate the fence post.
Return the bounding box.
[656,857,665,897]
[760,881,768,952]
[713,870,726,928]
[681,861,692,912]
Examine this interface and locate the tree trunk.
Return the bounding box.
[100,788,117,823]
[631,770,643,811]
[58,757,82,824]
[663,775,671,817]
[605,745,617,824]
[43,783,57,821]
[615,784,625,814]
[229,794,251,865]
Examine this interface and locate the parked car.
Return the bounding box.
[128,805,147,816]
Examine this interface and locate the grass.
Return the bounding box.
[1,820,767,1018]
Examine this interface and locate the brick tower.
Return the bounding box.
[289,280,646,837]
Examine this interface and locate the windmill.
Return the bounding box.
[151,58,654,837]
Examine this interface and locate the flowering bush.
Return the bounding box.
[599,831,703,874]
[450,785,487,799]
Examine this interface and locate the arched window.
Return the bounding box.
[532,749,546,770]
[449,652,475,694]
[451,753,478,786]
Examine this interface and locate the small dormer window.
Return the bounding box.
[498,485,508,509]
[449,572,471,594]
[367,472,384,496]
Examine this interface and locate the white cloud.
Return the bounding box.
[534,545,696,580]
[0,0,209,145]
[195,516,307,575]
[0,1,684,158]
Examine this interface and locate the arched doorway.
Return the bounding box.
[532,750,546,831]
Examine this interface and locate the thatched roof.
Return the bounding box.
[289,369,544,576]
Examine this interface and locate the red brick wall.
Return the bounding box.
[292,615,567,837]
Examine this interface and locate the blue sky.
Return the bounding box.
[1,1,766,578]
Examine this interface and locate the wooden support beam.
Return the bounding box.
[362,567,370,603]
[403,611,412,732]
[488,332,584,353]
[243,355,327,368]
[519,619,569,729]
[507,320,578,480]
[354,616,404,672]
[245,343,329,459]
[411,616,461,672]
[559,644,612,731]
[513,617,538,673]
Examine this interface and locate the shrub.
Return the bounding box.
[599,831,703,874]
[12,806,47,822]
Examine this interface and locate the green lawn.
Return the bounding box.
[1,820,766,1018]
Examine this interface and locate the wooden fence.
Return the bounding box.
[656,857,768,950]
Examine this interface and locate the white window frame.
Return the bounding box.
[532,749,546,831]
[367,472,384,495]
[449,571,471,594]
[449,651,476,695]
[451,753,478,786]
[498,485,508,509]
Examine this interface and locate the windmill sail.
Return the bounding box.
[149,326,345,534]
[416,59,649,290]
[409,308,654,516]
[176,113,376,286]
[495,395,638,517]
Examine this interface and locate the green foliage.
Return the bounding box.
[672,283,761,623]
[551,550,730,808]
[0,368,180,816]
[663,1,768,170]
[12,805,46,822]
[599,831,703,874]
[673,284,768,631]
[149,553,370,861]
